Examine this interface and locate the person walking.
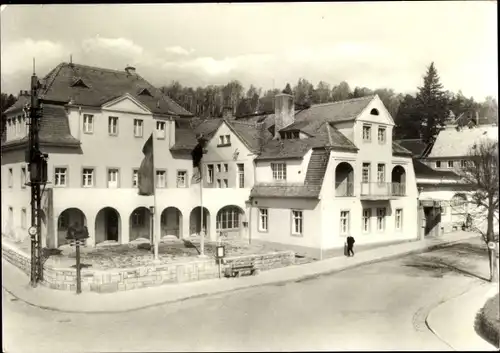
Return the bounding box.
[346,235,355,257]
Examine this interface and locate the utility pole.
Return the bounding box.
[27,59,48,287]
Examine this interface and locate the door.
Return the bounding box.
[105,209,119,241]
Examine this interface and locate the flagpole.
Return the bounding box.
[199,165,205,257]
[152,132,159,262]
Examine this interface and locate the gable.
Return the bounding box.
[101,94,152,115]
[203,121,253,162]
[356,95,394,125]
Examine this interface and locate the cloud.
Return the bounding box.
[82,36,144,56]
[164,46,194,56]
[1,39,66,75]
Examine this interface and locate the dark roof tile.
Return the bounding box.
[250,184,321,198]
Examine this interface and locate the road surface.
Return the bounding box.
[2,237,491,352]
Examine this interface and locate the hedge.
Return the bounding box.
[475,293,500,348]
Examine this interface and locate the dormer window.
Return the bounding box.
[138,88,153,97]
[370,108,379,116]
[71,78,88,88]
[280,130,300,140]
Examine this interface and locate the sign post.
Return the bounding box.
[215,231,226,279]
[66,224,89,295]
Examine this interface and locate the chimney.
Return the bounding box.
[125,66,136,75]
[222,106,233,120]
[274,92,295,139]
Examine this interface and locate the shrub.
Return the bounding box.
[475,293,500,348]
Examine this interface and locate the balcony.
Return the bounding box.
[335,182,354,197]
[360,182,406,200]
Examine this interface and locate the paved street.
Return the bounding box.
[2,237,492,352]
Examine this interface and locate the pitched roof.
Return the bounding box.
[395,139,429,158]
[4,94,31,115]
[38,62,193,117]
[413,159,460,179]
[392,141,413,157]
[427,125,498,158]
[2,104,80,148]
[304,149,329,187]
[250,184,322,199]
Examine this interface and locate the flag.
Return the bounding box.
[191,136,206,185]
[138,133,154,196]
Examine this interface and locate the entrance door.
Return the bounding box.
[105,209,119,241]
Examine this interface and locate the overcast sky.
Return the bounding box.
[1,2,497,100]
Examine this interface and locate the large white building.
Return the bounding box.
[2,62,419,256]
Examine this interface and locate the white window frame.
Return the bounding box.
[21,208,27,229]
[223,179,228,188]
[207,164,214,184]
[156,121,166,139]
[435,161,441,168]
[237,163,244,188]
[83,114,94,134]
[378,126,386,144]
[216,164,221,173]
[219,136,225,145]
[216,179,221,188]
[340,210,350,235]
[82,168,94,188]
[8,168,13,188]
[291,210,303,236]
[447,160,454,168]
[259,208,268,232]
[395,208,403,231]
[362,208,371,233]
[134,119,144,137]
[362,163,371,183]
[460,160,466,168]
[132,169,139,188]
[54,167,68,187]
[216,207,240,230]
[107,168,119,188]
[108,116,118,135]
[21,166,27,189]
[377,164,385,183]
[223,163,228,172]
[271,163,287,181]
[376,207,386,231]
[16,116,22,135]
[362,124,372,142]
[156,170,167,188]
[176,170,187,188]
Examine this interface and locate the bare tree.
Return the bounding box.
[458,139,499,282]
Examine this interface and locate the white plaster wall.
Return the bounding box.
[255,149,313,184]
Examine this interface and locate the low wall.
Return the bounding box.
[2,242,295,293]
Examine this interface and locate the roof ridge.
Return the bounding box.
[60,62,132,75]
[309,95,375,109]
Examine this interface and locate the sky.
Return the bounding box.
[0,2,497,101]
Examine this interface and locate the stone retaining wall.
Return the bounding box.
[2,242,295,293]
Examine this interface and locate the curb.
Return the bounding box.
[2,236,475,314]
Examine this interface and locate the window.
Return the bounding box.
[132,210,145,226]
[132,169,139,188]
[108,116,118,135]
[223,163,228,172]
[108,168,119,188]
[216,207,240,230]
[377,164,385,183]
[24,116,29,136]
[8,207,13,227]
[340,210,350,235]
[83,114,94,133]
[16,116,22,135]
[134,119,144,137]
[156,121,166,139]
[176,170,187,188]
[223,179,228,188]
[395,209,403,230]
[376,208,386,231]
[218,135,231,146]
[460,160,466,168]
[377,127,386,143]
[21,166,27,188]
[21,208,27,229]
[8,168,13,187]
[292,210,303,236]
[362,209,371,233]
[435,161,441,168]
[271,163,287,181]
[259,208,268,232]
[156,170,166,188]
[82,168,94,187]
[207,164,214,184]
[216,179,221,188]
[54,167,67,187]
[362,163,371,183]
[363,124,372,142]
[370,108,379,116]
[447,161,454,168]
[216,164,221,173]
[237,163,244,188]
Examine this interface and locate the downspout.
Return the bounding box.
[248,196,253,245]
[77,106,82,140]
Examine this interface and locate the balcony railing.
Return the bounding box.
[335,182,355,197]
[360,182,406,199]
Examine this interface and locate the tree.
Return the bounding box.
[282,83,293,95]
[331,81,351,102]
[259,88,281,113]
[415,62,450,142]
[293,78,314,106]
[458,139,499,282]
[312,81,331,104]
[373,88,403,119]
[394,94,421,139]
[350,86,374,99]
[1,93,17,136]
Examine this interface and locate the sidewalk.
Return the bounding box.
[426,281,499,351]
[2,231,477,314]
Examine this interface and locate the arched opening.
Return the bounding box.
[216,205,246,239]
[95,207,121,244]
[189,207,210,238]
[160,207,183,239]
[57,208,87,247]
[335,162,354,196]
[391,165,406,196]
[129,207,151,242]
[370,108,379,116]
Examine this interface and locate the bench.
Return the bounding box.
[224,263,257,278]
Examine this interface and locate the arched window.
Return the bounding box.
[370,108,379,116]
[216,207,241,230]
